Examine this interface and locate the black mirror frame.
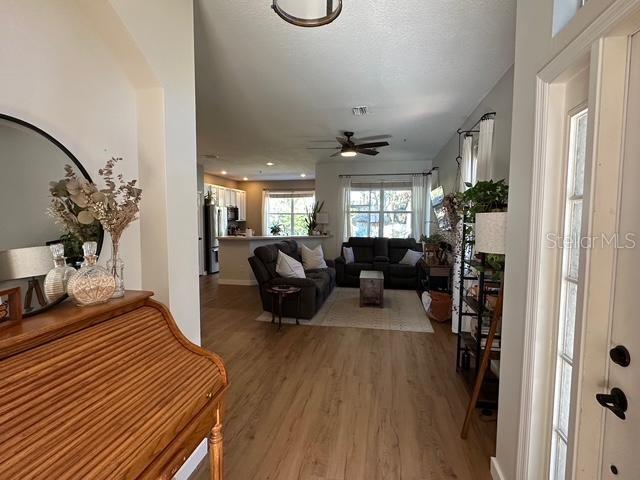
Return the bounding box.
[0,113,104,317]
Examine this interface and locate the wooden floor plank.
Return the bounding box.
[191,275,495,480]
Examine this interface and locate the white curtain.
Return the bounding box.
[412,174,427,240]
[337,176,352,250]
[262,190,269,235]
[425,173,433,237]
[460,134,474,191]
[477,117,495,181]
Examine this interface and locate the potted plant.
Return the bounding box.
[460,179,508,222]
[270,224,283,236]
[303,200,325,236]
[420,233,447,265]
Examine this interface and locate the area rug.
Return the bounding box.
[256,287,434,333]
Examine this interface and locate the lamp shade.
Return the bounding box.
[475,212,507,255]
[316,212,329,224]
[0,246,53,281]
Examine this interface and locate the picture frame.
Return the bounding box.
[0,287,23,322]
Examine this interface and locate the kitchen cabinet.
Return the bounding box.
[237,190,246,221]
[204,183,246,220]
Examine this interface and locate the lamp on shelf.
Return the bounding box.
[316,212,329,235]
[461,211,507,439]
[474,212,507,255]
[0,246,53,313]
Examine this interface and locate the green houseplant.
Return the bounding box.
[460,179,509,222]
[303,200,325,235]
[270,224,283,236]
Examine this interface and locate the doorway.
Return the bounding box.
[519,14,640,480]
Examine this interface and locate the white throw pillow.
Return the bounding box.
[342,246,355,264]
[276,250,306,279]
[399,249,422,266]
[301,244,327,270]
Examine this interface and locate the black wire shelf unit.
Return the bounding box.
[455,219,501,410]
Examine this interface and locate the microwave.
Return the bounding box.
[227,206,239,222]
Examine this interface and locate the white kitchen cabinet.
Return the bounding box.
[237,190,246,220]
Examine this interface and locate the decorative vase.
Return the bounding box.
[67,241,115,306]
[106,237,125,298]
[43,243,77,303]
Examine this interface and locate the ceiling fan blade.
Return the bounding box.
[336,136,349,147]
[356,148,380,156]
[307,147,339,150]
[353,134,392,142]
[330,151,342,157]
[355,141,390,149]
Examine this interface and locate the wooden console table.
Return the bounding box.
[0,291,228,479]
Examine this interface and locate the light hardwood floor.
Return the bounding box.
[191,275,496,480]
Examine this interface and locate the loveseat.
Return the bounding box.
[334,237,422,289]
[248,239,336,319]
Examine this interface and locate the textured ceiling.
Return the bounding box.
[194,0,515,180]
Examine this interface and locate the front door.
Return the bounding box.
[598,32,640,479]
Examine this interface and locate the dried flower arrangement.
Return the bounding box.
[49,158,142,298]
[48,165,102,245]
[49,158,142,244]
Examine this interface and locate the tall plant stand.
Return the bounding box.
[461,280,504,439]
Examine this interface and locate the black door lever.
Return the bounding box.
[596,388,628,420]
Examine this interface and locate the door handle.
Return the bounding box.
[596,387,628,420]
[609,345,631,367]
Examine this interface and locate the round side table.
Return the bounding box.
[265,286,302,330]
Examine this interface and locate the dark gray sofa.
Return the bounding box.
[335,237,422,289]
[248,239,336,319]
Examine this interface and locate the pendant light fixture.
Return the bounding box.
[272,0,343,28]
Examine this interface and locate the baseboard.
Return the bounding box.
[218,279,257,286]
[491,457,506,480]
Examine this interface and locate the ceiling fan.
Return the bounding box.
[308,131,391,157]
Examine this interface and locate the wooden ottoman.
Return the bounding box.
[359,270,384,307]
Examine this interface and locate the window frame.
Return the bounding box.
[264,190,315,237]
[349,185,412,238]
[548,107,588,480]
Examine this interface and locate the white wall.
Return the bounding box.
[1,1,203,478]
[315,159,432,258]
[496,1,616,479]
[0,0,142,288]
[432,66,515,194]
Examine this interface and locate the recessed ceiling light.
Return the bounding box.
[300,173,307,178]
[243,177,249,181]
[266,162,275,166]
[221,170,227,175]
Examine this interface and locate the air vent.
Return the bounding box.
[352,106,368,116]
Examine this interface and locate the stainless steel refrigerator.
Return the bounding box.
[204,204,227,274]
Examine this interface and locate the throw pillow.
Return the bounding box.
[301,244,327,270]
[399,249,422,266]
[275,250,306,279]
[342,246,355,264]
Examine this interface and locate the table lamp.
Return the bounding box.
[0,246,53,312]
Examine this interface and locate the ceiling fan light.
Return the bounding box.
[341,150,357,157]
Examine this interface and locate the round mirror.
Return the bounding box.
[272,0,342,27]
[0,114,103,318]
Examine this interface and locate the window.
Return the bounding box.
[549,109,587,480]
[264,191,315,236]
[553,0,588,35]
[349,185,412,238]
